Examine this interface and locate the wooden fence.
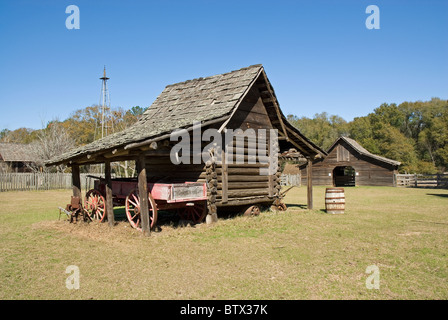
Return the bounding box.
[280,174,301,187]
[0,173,106,192]
[395,174,448,188]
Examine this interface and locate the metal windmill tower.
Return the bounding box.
[98,66,113,139]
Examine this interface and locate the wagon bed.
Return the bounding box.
[83,176,207,230]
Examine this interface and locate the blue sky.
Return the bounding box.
[0,0,447,130]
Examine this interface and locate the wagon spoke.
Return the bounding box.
[128,199,138,208]
[132,193,139,205]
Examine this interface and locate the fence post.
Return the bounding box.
[414,173,418,187]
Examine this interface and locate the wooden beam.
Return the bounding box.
[104,161,115,227]
[307,158,313,210]
[260,71,289,141]
[221,148,228,203]
[71,164,81,199]
[137,155,150,236]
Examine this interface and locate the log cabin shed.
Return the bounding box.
[47,64,326,233]
[0,143,36,173]
[300,136,401,187]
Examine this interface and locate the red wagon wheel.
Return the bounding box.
[84,189,107,222]
[125,188,158,230]
[178,201,207,224]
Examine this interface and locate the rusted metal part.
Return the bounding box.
[64,196,90,223]
[271,186,295,211]
[243,205,261,216]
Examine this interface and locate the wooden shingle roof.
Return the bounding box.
[47,64,325,166]
[0,143,35,162]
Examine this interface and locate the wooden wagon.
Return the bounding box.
[84,176,207,229]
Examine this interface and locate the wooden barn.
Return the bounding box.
[47,64,325,234]
[0,143,36,173]
[300,136,401,187]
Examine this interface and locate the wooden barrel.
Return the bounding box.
[325,187,345,214]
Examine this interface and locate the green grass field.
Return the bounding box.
[0,186,447,300]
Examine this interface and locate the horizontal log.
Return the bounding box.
[216,168,264,175]
[146,171,207,179]
[216,196,274,208]
[217,181,269,189]
[216,188,270,198]
[218,175,270,182]
[146,164,206,171]
[215,163,269,168]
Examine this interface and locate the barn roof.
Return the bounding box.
[329,136,401,167]
[47,64,326,166]
[0,143,35,162]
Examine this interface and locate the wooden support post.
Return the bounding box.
[221,148,228,203]
[307,158,313,210]
[137,155,150,236]
[104,161,115,227]
[72,164,81,198]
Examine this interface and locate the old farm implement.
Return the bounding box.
[80,176,207,229]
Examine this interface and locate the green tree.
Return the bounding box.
[287,112,348,151]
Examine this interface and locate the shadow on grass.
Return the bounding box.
[426,193,448,198]
[285,203,307,210]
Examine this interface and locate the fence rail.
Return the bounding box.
[395,174,448,188]
[0,173,106,192]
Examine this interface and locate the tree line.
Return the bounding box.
[287,97,448,174]
[2,98,447,174]
[0,105,147,174]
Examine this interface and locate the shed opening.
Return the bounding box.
[333,166,355,187]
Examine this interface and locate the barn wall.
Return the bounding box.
[301,140,397,187]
